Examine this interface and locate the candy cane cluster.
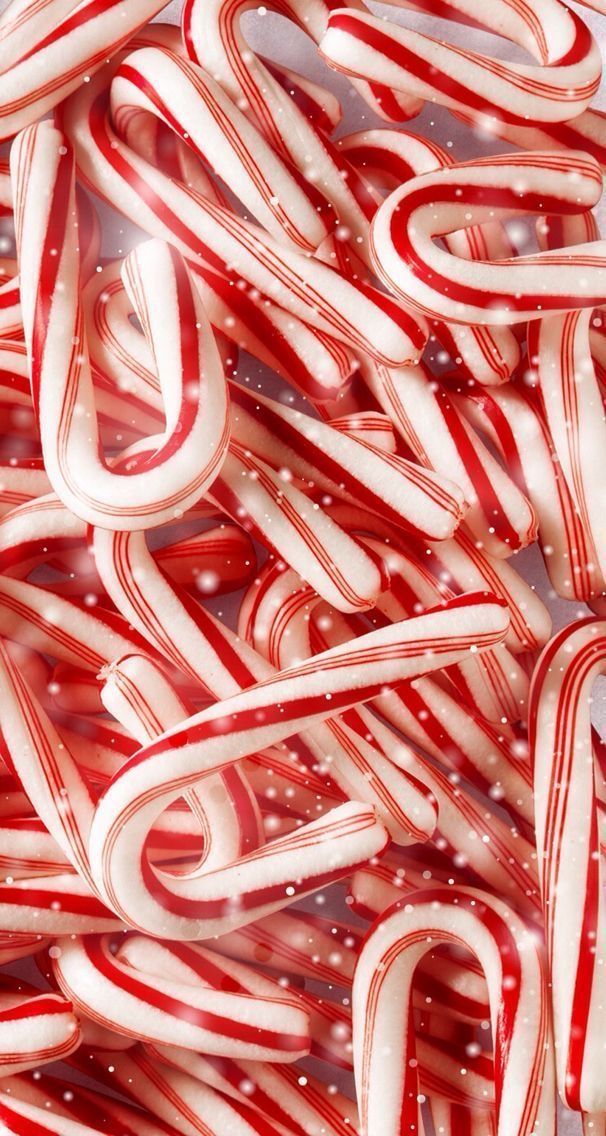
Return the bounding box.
[0,0,604,1133]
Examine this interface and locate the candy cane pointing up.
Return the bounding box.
[11,122,231,531]
[319,0,601,126]
[370,151,606,325]
[530,619,606,1113]
[353,886,555,1136]
[88,594,509,937]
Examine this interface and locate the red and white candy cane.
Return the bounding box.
[53,933,310,1061]
[148,1043,359,1136]
[69,1046,289,1136]
[86,255,355,406]
[0,0,170,141]
[320,0,601,126]
[109,45,333,254]
[101,653,263,872]
[12,123,232,530]
[530,309,606,581]
[183,0,420,145]
[87,595,509,937]
[370,151,606,325]
[61,50,426,370]
[530,619,606,1113]
[0,977,80,1076]
[227,384,467,544]
[0,1070,188,1136]
[353,886,554,1136]
[338,127,521,388]
[451,375,606,606]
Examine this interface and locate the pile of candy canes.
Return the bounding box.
[0,0,606,1133]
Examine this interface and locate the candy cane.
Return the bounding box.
[70,1045,289,1136]
[85,251,356,408]
[0,978,80,1076]
[86,594,508,936]
[101,653,263,872]
[370,151,606,325]
[450,374,606,605]
[338,127,521,388]
[0,0,171,140]
[183,0,420,154]
[353,886,554,1136]
[13,124,232,531]
[152,1044,359,1136]
[530,618,606,1112]
[61,57,427,369]
[53,932,310,1061]
[320,0,600,126]
[530,309,606,581]
[110,45,333,254]
[0,1070,186,1136]
[227,383,467,544]
[359,360,537,559]
[244,572,534,908]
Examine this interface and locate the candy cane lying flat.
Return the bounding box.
[101,653,263,873]
[150,1043,359,1136]
[87,595,509,937]
[61,57,427,370]
[360,360,537,558]
[320,0,601,125]
[530,619,606,1112]
[370,152,606,325]
[87,255,356,406]
[12,123,231,530]
[0,0,170,141]
[0,1070,187,1136]
[338,127,521,388]
[353,886,554,1136]
[110,46,331,254]
[53,933,310,1060]
[0,979,80,1076]
[70,1046,289,1136]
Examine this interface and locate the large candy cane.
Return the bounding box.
[370,151,606,325]
[353,886,554,1136]
[12,123,231,530]
[530,619,606,1112]
[320,0,601,125]
[87,595,509,936]
[0,0,171,141]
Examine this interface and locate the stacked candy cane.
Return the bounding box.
[0,0,606,1132]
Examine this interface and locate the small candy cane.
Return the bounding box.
[530,618,606,1112]
[12,123,231,530]
[353,886,554,1136]
[370,151,606,325]
[320,0,600,126]
[61,58,427,369]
